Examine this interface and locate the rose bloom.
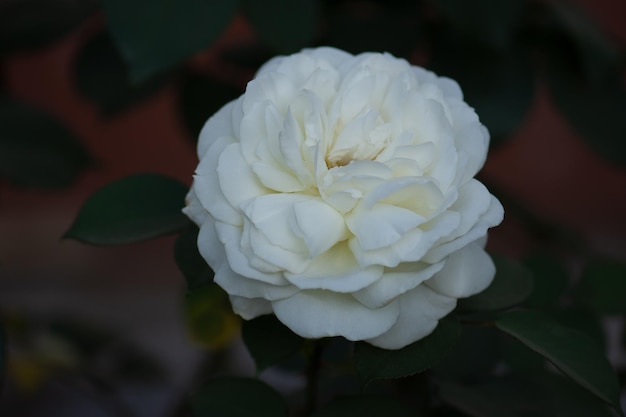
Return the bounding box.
[183,47,503,349]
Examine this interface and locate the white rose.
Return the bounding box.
[183,47,504,349]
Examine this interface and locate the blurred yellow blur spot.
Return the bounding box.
[185,285,240,349]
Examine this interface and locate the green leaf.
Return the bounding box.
[311,395,413,417]
[429,36,534,147]
[241,315,304,372]
[548,308,606,350]
[178,72,242,141]
[0,96,92,188]
[191,377,288,417]
[540,373,620,417]
[242,0,318,53]
[439,378,554,417]
[65,173,189,245]
[102,0,239,82]
[435,0,524,50]
[523,254,569,308]
[457,255,534,313]
[578,259,626,315]
[74,31,170,116]
[175,222,214,292]
[496,310,621,411]
[0,0,98,55]
[354,317,460,385]
[434,324,500,381]
[325,2,420,57]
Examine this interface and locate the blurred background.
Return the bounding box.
[1,0,625,416]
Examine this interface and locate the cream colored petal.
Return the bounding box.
[284,241,383,292]
[229,296,273,320]
[353,261,445,308]
[273,290,400,340]
[425,241,495,298]
[365,285,456,349]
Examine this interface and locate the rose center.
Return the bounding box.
[325,115,392,168]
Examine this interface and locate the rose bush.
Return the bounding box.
[183,47,504,349]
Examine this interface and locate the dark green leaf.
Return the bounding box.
[311,395,413,417]
[523,254,569,308]
[435,0,524,50]
[325,2,420,57]
[500,332,546,376]
[541,373,619,417]
[175,222,214,292]
[355,317,460,385]
[102,0,239,82]
[178,72,242,141]
[434,324,500,381]
[65,173,189,245]
[496,310,621,411]
[439,378,554,417]
[242,0,318,53]
[429,36,534,147]
[74,31,170,116]
[0,96,92,188]
[578,259,626,315]
[191,377,288,417]
[241,315,304,372]
[548,308,606,350]
[457,255,534,313]
[0,0,98,55]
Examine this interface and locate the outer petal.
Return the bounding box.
[229,296,273,320]
[365,285,457,349]
[353,261,445,308]
[273,290,400,340]
[214,263,297,301]
[182,188,208,225]
[424,195,504,263]
[196,220,226,272]
[194,136,240,226]
[197,99,238,158]
[217,143,270,212]
[215,222,288,285]
[425,241,495,298]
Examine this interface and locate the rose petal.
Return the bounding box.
[365,285,457,349]
[217,143,270,213]
[193,136,240,225]
[273,290,400,340]
[353,261,445,308]
[347,204,425,251]
[182,188,208,225]
[284,241,383,292]
[425,241,495,298]
[424,195,504,263]
[229,296,273,320]
[291,199,348,257]
[197,100,238,158]
[214,263,297,301]
[215,222,289,284]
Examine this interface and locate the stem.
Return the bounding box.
[305,340,324,415]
